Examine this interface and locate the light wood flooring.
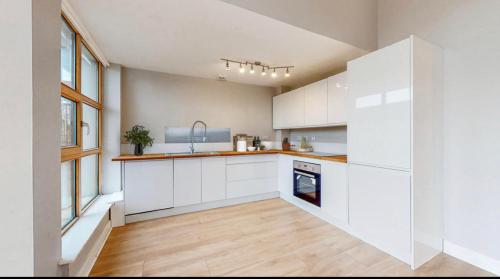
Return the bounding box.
[91,198,492,277]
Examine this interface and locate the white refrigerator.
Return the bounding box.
[347,36,444,269]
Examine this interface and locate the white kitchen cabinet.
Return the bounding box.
[348,164,411,263]
[272,93,282,129]
[327,72,348,125]
[321,161,348,223]
[226,155,278,199]
[201,157,226,203]
[278,154,294,197]
[280,87,305,128]
[348,38,412,170]
[124,160,173,215]
[347,36,443,268]
[174,158,202,207]
[304,79,328,126]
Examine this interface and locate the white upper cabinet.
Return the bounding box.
[282,87,305,128]
[304,79,328,126]
[327,72,348,125]
[272,73,348,129]
[347,39,412,170]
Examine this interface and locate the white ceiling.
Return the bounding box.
[68,0,367,88]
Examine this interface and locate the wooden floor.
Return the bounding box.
[91,199,492,277]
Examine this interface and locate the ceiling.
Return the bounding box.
[68,0,367,88]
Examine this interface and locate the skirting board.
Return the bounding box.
[444,240,500,275]
[125,192,280,224]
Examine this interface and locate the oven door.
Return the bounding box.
[293,169,321,207]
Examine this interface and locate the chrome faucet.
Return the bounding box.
[189,120,207,154]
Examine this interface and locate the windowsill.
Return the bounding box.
[60,192,123,265]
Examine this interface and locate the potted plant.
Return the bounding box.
[124,125,154,156]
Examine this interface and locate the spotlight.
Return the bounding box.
[239,63,245,73]
[285,68,290,77]
[261,67,267,76]
[225,60,230,71]
[250,64,255,74]
[271,68,277,78]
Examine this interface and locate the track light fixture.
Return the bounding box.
[285,67,290,78]
[221,58,294,78]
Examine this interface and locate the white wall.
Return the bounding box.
[378,0,500,265]
[31,0,62,275]
[121,68,276,150]
[0,0,35,275]
[0,0,61,276]
[103,64,122,194]
[222,0,378,51]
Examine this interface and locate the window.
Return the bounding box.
[61,160,76,227]
[60,15,103,232]
[61,97,76,147]
[81,43,99,102]
[80,155,99,209]
[61,18,75,88]
[82,104,99,150]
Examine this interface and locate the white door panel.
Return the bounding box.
[305,79,328,126]
[348,164,411,263]
[174,158,202,207]
[322,162,348,223]
[202,157,226,203]
[124,160,174,215]
[347,39,411,170]
[327,72,348,124]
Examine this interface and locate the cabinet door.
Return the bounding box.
[201,157,226,203]
[347,38,411,170]
[281,88,305,128]
[348,164,411,263]
[124,160,173,215]
[278,155,294,197]
[322,161,348,223]
[327,72,348,125]
[305,79,328,126]
[272,95,281,129]
[174,158,202,207]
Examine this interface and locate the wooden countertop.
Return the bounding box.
[112,150,347,163]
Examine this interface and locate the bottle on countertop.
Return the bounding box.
[255,136,261,151]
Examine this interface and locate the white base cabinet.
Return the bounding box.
[349,164,411,263]
[226,155,278,199]
[174,158,202,207]
[322,161,348,223]
[201,157,226,203]
[124,160,174,215]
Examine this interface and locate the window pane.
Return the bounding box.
[61,18,75,88]
[82,104,98,150]
[81,155,99,209]
[61,160,76,228]
[61,97,77,147]
[81,44,99,101]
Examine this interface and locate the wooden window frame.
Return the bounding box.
[61,13,104,234]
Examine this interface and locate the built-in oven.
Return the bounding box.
[293,161,321,207]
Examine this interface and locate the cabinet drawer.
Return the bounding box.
[226,161,277,182]
[226,154,277,165]
[227,177,278,199]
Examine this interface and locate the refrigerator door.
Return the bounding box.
[348,163,411,264]
[347,38,412,170]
